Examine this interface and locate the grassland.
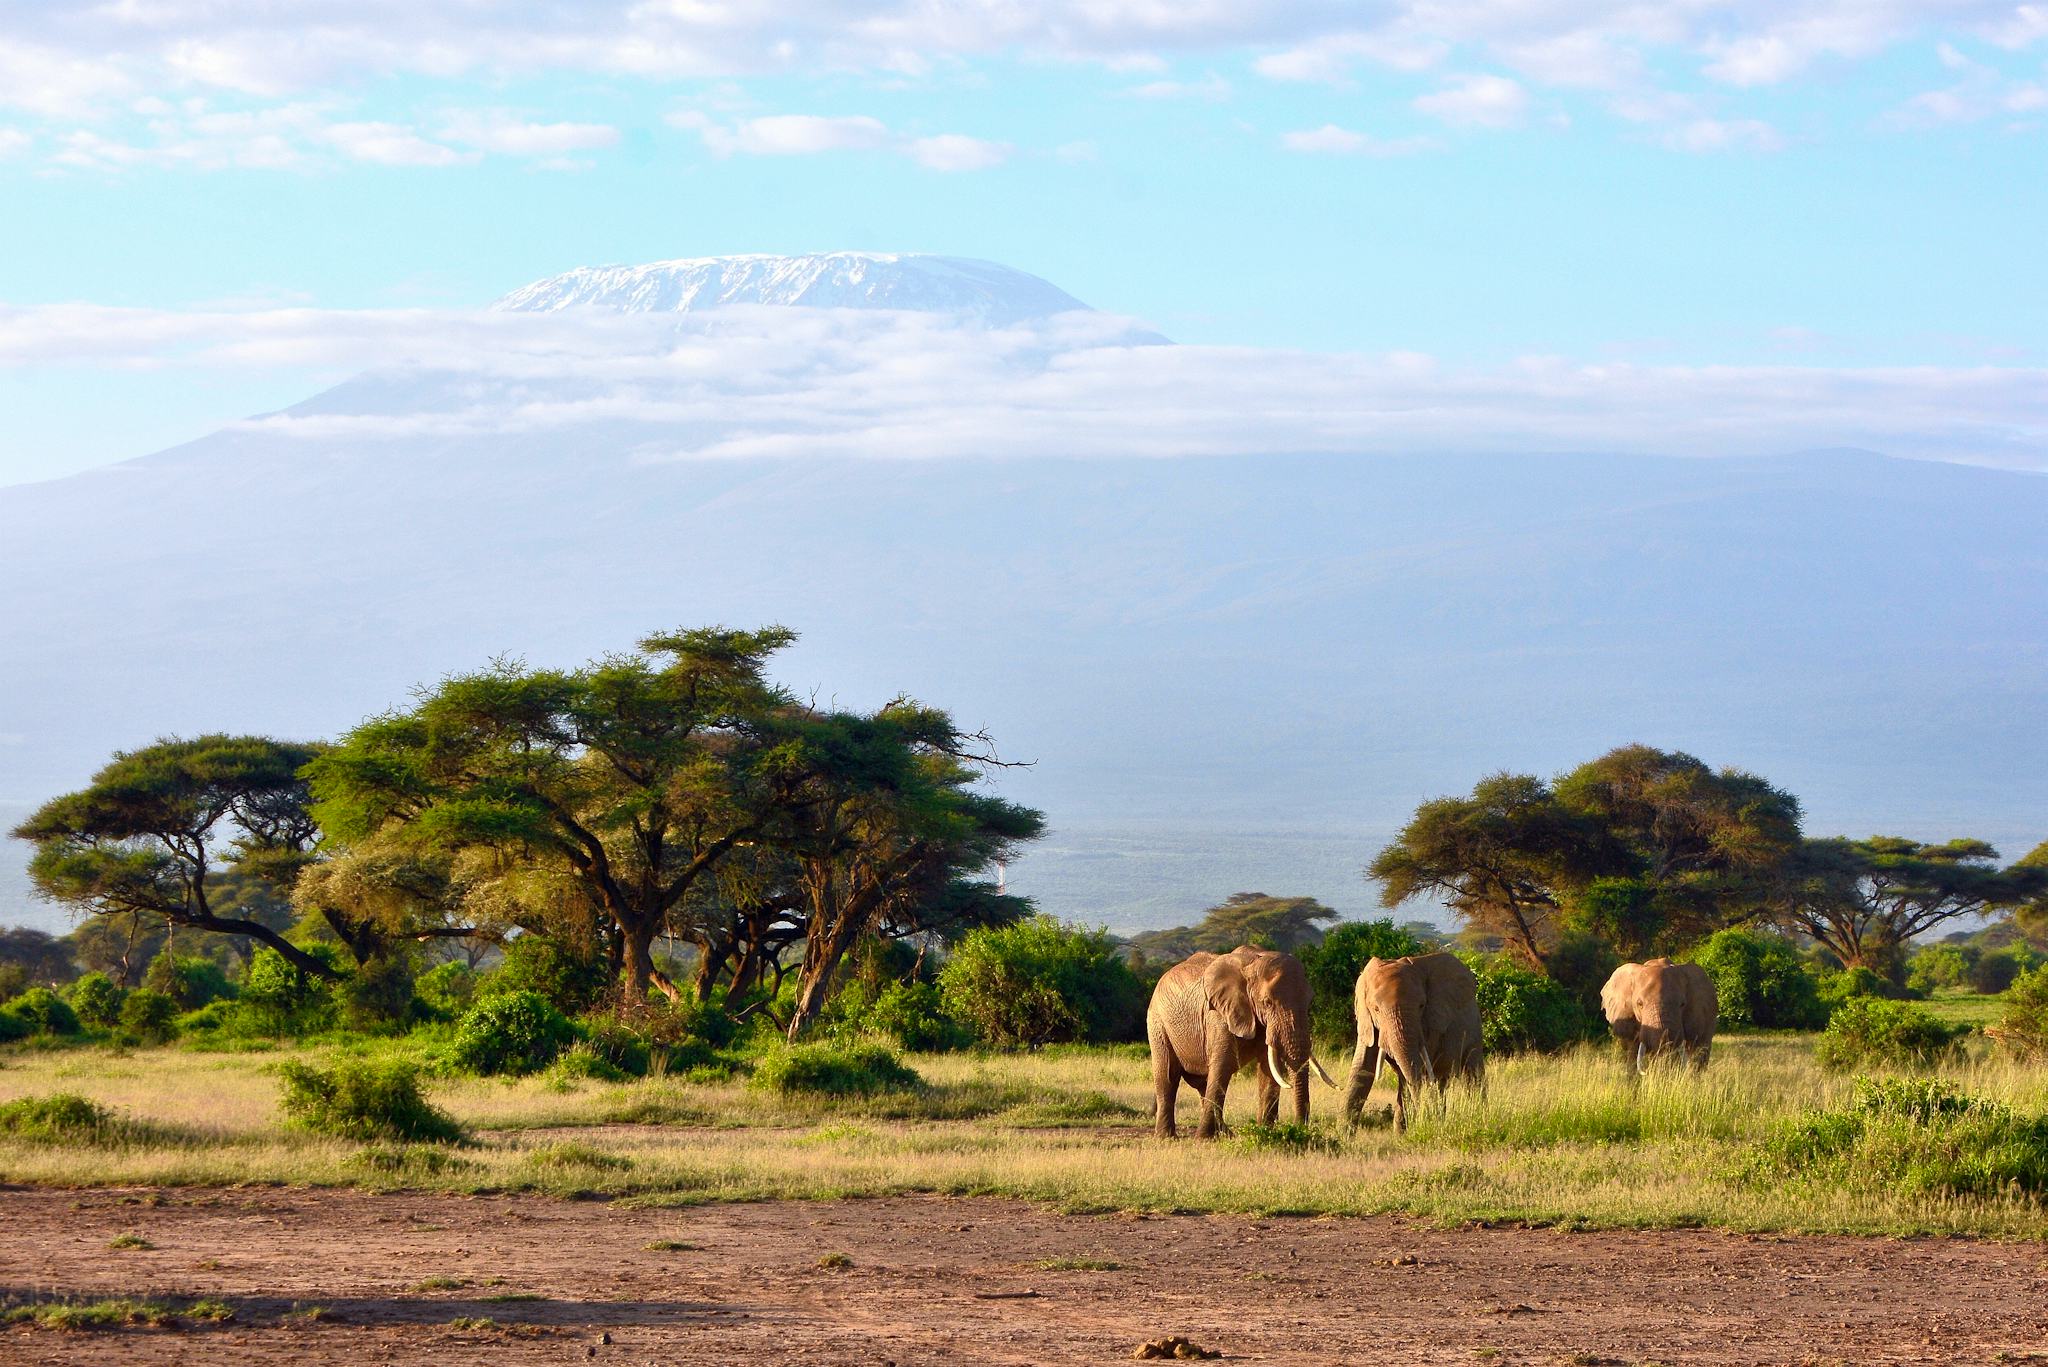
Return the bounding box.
[3,1028,2046,1240]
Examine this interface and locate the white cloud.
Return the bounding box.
[2,302,2044,472]
[908,133,1010,171]
[1280,124,1436,156]
[321,121,471,167]
[438,112,620,157]
[1413,74,1527,127]
[1254,32,1447,83]
[1125,73,1232,100]
[672,110,1007,170]
[0,128,29,159]
[1660,117,1783,151]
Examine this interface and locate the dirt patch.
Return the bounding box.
[1,1186,2044,1364]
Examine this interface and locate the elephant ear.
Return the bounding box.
[1202,956,1259,1040]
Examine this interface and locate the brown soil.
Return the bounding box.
[2,1186,2044,1365]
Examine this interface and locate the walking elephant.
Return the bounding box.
[1343,952,1484,1133]
[1602,958,1717,1070]
[1147,945,1335,1138]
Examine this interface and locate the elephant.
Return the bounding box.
[1147,945,1335,1138]
[1342,952,1484,1133]
[1602,957,1717,1070]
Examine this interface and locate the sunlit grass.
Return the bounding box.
[2,1033,2046,1237]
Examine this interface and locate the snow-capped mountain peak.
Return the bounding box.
[495,252,1091,325]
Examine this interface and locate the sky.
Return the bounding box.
[2,0,2047,484]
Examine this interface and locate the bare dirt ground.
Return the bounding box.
[2,1186,2045,1366]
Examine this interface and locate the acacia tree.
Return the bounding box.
[1553,745,1802,956]
[1124,892,1340,962]
[305,627,802,1002]
[1368,772,1604,969]
[2016,841,2048,950]
[769,701,1043,1039]
[1771,836,2048,975]
[12,735,336,977]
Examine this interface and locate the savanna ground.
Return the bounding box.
[4,1007,2046,1364]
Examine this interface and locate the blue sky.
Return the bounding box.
[2,1,2046,482]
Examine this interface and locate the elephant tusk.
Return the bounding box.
[1309,1055,1337,1088]
[1266,1042,1290,1092]
[1635,1039,1646,1075]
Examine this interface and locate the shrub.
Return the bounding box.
[3,987,80,1036]
[0,1092,119,1143]
[1971,945,2044,996]
[858,980,969,1051]
[1751,1077,2048,1199]
[1230,1120,1340,1156]
[1468,958,1596,1054]
[938,917,1145,1049]
[117,988,180,1044]
[1814,996,1969,1070]
[277,1058,464,1144]
[1691,928,1830,1030]
[142,951,235,1010]
[66,972,124,1029]
[1906,943,1975,996]
[450,991,576,1076]
[1992,964,2048,1059]
[338,954,418,1031]
[1301,919,1424,1047]
[240,946,343,1033]
[1817,965,1890,1007]
[545,1042,632,1085]
[0,1011,28,1044]
[494,935,611,1015]
[750,1042,923,1096]
[416,961,480,1018]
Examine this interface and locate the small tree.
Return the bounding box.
[1770,837,2048,980]
[13,736,333,978]
[1300,919,1424,1047]
[1690,928,1828,1030]
[938,917,1142,1049]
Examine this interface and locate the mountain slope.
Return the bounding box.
[494,252,1091,324]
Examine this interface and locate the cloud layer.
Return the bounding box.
[4,301,2043,474]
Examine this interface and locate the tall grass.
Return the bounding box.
[2,1033,2046,1237]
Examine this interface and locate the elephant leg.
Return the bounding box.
[1391,1069,1409,1134]
[1255,1048,1280,1126]
[1198,1051,1237,1139]
[1691,1039,1711,1071]
[1149,1022,1181,1139]
[1343,1036,1379,1127]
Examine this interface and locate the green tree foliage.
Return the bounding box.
[277,1058,464,1143]
[1369,772,1605,969]
[1124,892,1341,963]
[12,735,332,977]
[493,933,611,1015]
[1771,837,2048,980]
[1906,943,1975,995]
[1552,745,1800,956]
[141,951,234,1010]
[3,986,80,1036]
[2014,841,2048,950]
[1993,964,2048,1059]
[450,990,575,1076]
[1972,944,2044,995]
[1468,957,1597,1054]
[239,944,344,1033]
[415,961,480,1018]
[1299,919,1425,1047]
[1814,996,1970,1070]
[62,913,166,989]
[65,972,124,1029]
[1691,928,1830,1030]
[116,988,179,1044]
[938,917,1143,1049]
[0,927,76,994]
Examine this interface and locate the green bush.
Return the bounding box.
[1468,958,1596,1054]
[1814,996,1969,1071]
[1752,1077,2048,1199]
[450,990,576,1076]
[117,989,180,1044]
[277,1058,464,1144]
[938,917,1145,1049]
[3,987,81,1036]
[1692,928,1830,1030]
[1906,943,1975,996]
[338,954,418,1031]
[0,1092,121,1143]
[1992,964,2048,1059]
[1817,965,1891,1007]
[1971,945,2044,996]
[239,946,343,1033]
[750,1042,923,1096]
[1301,919,1424,1047]
[859,980,969,1051]
[66,972,124,1029]
[415,961,480,1018]
[494,935,611,1015]
[0,1011,28,1044]
[142,951,235,1010]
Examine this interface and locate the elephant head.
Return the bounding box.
[1603,958,1712,1070]
[1357,956,1432,1096]
[1203,947,1333,1091]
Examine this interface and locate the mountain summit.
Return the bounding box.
[495,252,1091,325]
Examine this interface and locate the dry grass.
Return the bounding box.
[2,1034,2046,1237]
